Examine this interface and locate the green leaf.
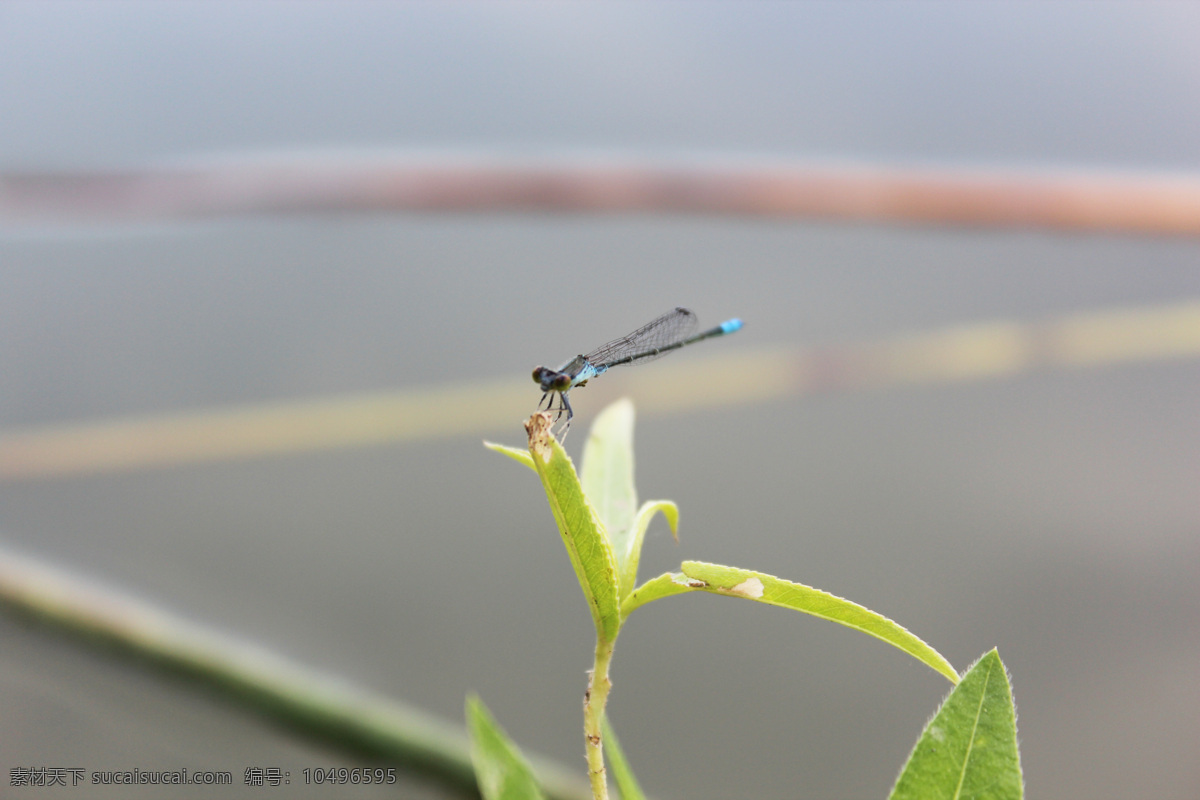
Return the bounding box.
[579,400,679,603]
[525,413,622,643]
[614,501,679,601]
[466,694,546,800]
[580,399,638,541]
[890,649,1023,800]
[621,571,703,617]
[602,714,646,800]
[485,440,536,471]
[680,561,958,683]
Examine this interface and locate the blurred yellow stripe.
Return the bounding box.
[1050,303,1200,365]
[855,322,1035,386]
[1,300,1198,480]
[0,380,533,479]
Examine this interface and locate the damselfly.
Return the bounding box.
[532,307,743,439]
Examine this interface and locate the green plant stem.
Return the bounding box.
[584,636,616,800]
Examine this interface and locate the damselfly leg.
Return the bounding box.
[537,391,575,439]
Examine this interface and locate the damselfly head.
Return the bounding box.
[532,366,571,392]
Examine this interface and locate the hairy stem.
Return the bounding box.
[584,637,616,800]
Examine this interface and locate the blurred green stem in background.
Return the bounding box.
[0,544,590,800]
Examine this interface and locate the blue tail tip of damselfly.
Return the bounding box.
[720,318,744,335]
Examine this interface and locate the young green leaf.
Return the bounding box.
[601,714,646,800]
[525,413,622,643]
[680,561,958,683]
[580,398,638,542]
[890,649,1023,800]
[466,695,547,800]
[579,399,679,602]
[614,500,679,601]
